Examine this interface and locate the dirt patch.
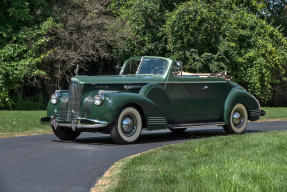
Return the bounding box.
[257,118,287,122]
[90,150,154,192]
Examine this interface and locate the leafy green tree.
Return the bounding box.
[0,0,56,108]
[218,9,287,102]
[164,1,287,103]
[1,0,287,108]
[0,0,51,47]
[110,0,185,62]
[0,18,56,108]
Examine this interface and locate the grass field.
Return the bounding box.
[0,107,286,138]
[96,131,287,192]
[0,110,51,138]
[261,107,287,120]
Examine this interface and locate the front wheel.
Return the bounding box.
[52,126,80,141]
[110,107,143,144]
[223,103,248,134]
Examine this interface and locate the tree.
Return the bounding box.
[164,1,287,103]
[0,0,56,108]
[43,0,125,93]
[110,0,186,62]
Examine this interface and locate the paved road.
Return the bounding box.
[0,121,286,192]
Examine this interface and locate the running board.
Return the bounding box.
[167,122,224,129]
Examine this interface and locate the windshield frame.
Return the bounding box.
[120,56,172,77]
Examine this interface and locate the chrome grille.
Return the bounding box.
[67,80,83,121]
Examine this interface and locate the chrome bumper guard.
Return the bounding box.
[40,116,109,130]
[250,109,266,117]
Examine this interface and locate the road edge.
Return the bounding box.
[0,131,52,139]
[257,118,287,122]
[89,148,159,192]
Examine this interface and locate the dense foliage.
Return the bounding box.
[0,0,287,108]
[111,0,287,104]
[43,0,124,93]
[164,1,287,102]
[0,0,56,108]
[0,0,122,108]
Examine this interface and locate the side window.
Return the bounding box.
[122,59,141,75]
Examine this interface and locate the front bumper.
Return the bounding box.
[40,116,109,130]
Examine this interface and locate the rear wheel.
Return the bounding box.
[110,107,143,144]
[223,103,248,134]
[52,126,80,141]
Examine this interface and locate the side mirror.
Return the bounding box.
[172,61,183,75]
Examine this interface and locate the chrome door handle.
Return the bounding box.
[202,85,208,90]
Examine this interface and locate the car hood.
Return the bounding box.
[71,75,164,84]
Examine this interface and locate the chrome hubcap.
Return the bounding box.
[232,112,241,125]
[121,114,137,136]
[232,110,244,128]
[122,117,134,132]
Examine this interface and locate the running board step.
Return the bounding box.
[168,122,224,129]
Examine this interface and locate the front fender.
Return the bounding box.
[104,92,167,129]
[47,90,69,117]
[224,88,260,125]
[139,83,169,113]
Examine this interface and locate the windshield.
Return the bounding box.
[121,57,169,76]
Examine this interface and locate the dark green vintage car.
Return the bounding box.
[41,56,265,144]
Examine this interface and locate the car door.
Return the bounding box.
[165,75,210,122]
[206,79,233,120]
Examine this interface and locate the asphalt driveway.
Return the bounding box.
[0,121,286,192]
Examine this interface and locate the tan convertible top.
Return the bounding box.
[176,70,231,80]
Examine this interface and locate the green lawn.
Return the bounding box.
[0,107,286,138]
[98,131,287,192]
[0,110,51,137]
[261,107,287,120]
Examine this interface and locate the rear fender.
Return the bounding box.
[224,88,260,125]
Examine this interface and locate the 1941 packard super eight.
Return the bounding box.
[41,56,265,144]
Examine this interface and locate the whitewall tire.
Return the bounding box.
[111,107,143,144]
[223,103,248,134]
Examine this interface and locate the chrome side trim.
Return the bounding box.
[98,90,119,94]
[79,81,227,85]
[124,85,143,90]
[148,117,167,125]
[168,122,224,129]
[167,81,227,84]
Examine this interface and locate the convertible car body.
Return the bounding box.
[41,56,265,144]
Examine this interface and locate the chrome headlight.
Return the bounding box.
[94,94,104,106]
[51,91,60,105]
